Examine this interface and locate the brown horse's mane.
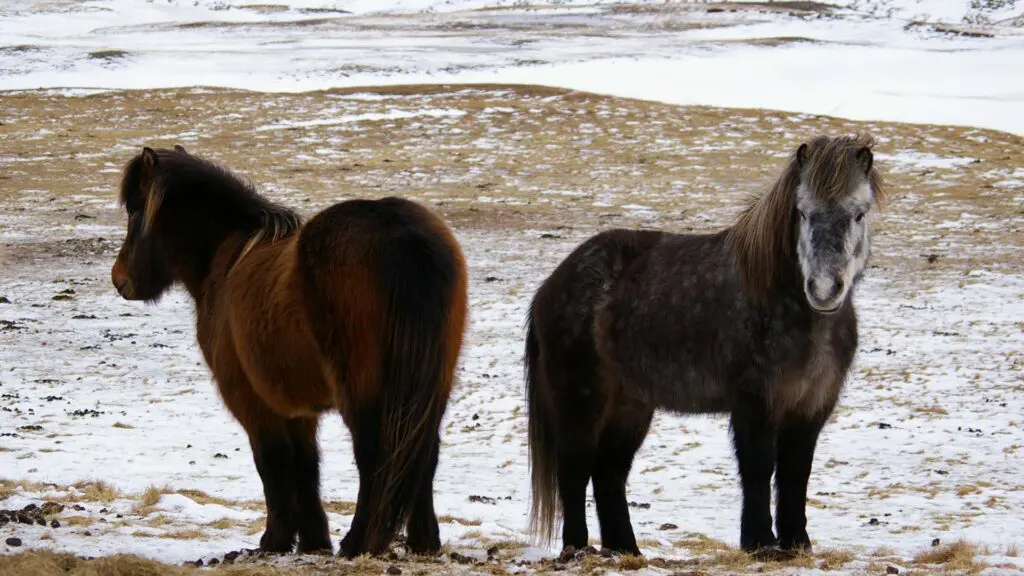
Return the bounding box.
[119,147,301,263]
[726,134,885,301]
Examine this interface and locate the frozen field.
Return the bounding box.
[1,0,1023,134]
[1,1,1023,575]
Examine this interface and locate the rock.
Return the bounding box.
[0,297,11,304]
[932,538,941,547]
[886,566,900,574]
[50,519,60,528]
[450,552,474,564]
[5,537,22,547]
[386,566,402,575]
[658,523,678,531]
[486,546,499,557]
[869,518,879,525]
[207,557,220,566]
[223,551,240,564]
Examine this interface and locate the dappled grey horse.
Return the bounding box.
[525,135,884,558]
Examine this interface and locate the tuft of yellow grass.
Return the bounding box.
[134,485,173,515]
[818,549,855,570]
[437,514,482,526]
[1006,543,1020,557]
[323,500,357,515]
[112,422,134,429]
[913,539,985,573]
[617,554,647,570]
[72,480,121,503]
[207,517,242,530]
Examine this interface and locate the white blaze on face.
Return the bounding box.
[795,180,873,312]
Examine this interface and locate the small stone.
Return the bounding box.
[450,551,474,564]
[36,517,46,526]
[83,530,92,536]
[223,551,240,563]
[207,558,220,566]
[658,523,678,531]
[386,566,402,575]
[886,566,900,575]
[50,519,60,528]
[486,545,499,557]
[5,537,22,547]
[932,538,941,546]
[21,503,38,512]
[869,517,879,525]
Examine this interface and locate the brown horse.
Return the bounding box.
[110,145,468,558]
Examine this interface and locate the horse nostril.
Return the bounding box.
[833,279,846,297]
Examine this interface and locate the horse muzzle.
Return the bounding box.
[111,262,140,300]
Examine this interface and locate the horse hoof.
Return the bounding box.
[750,546,799,562]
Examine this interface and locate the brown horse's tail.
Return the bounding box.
[525,306,558,546]
[363,222,467,554]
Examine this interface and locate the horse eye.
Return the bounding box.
[855,212,865,223]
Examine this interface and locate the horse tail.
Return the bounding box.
[525,304,559,546]
[362,212,468,554]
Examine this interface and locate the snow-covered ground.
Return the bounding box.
[1,81,1022,573]
[1,1,1023,574]
[1,0,1023,134]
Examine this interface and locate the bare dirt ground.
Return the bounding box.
[1,85,1022,575]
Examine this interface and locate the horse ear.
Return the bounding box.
[139,146,158,188]
[139,147,163,234]
[795,143,808,168]
[856,146,873,173]
[173,144,188,154]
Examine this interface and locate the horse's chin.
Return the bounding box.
[806,296,843,315]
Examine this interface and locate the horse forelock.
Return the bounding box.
[802,133,884,205]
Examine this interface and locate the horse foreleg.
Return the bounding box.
[774,414,827,553]
[249,426,299,553]
[286,417,332,554]
[730,397,779,555]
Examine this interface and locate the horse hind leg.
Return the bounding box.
[286,417,332,554]
[592,402,653,556]
[405,431,441,555]
[337,405,382,558]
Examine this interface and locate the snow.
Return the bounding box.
[1,0,1023,134]
[1,0,1023,572]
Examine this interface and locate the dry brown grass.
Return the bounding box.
[207,517,244,529]
[913,540,986,573]
[70,481,121,503]
[322,500,357,515]
[437,514,482,526]
[818,549,855,570]
[1007,543,1020,557]
[133,485,174,515]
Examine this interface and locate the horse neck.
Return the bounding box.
[179,229,250,305]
